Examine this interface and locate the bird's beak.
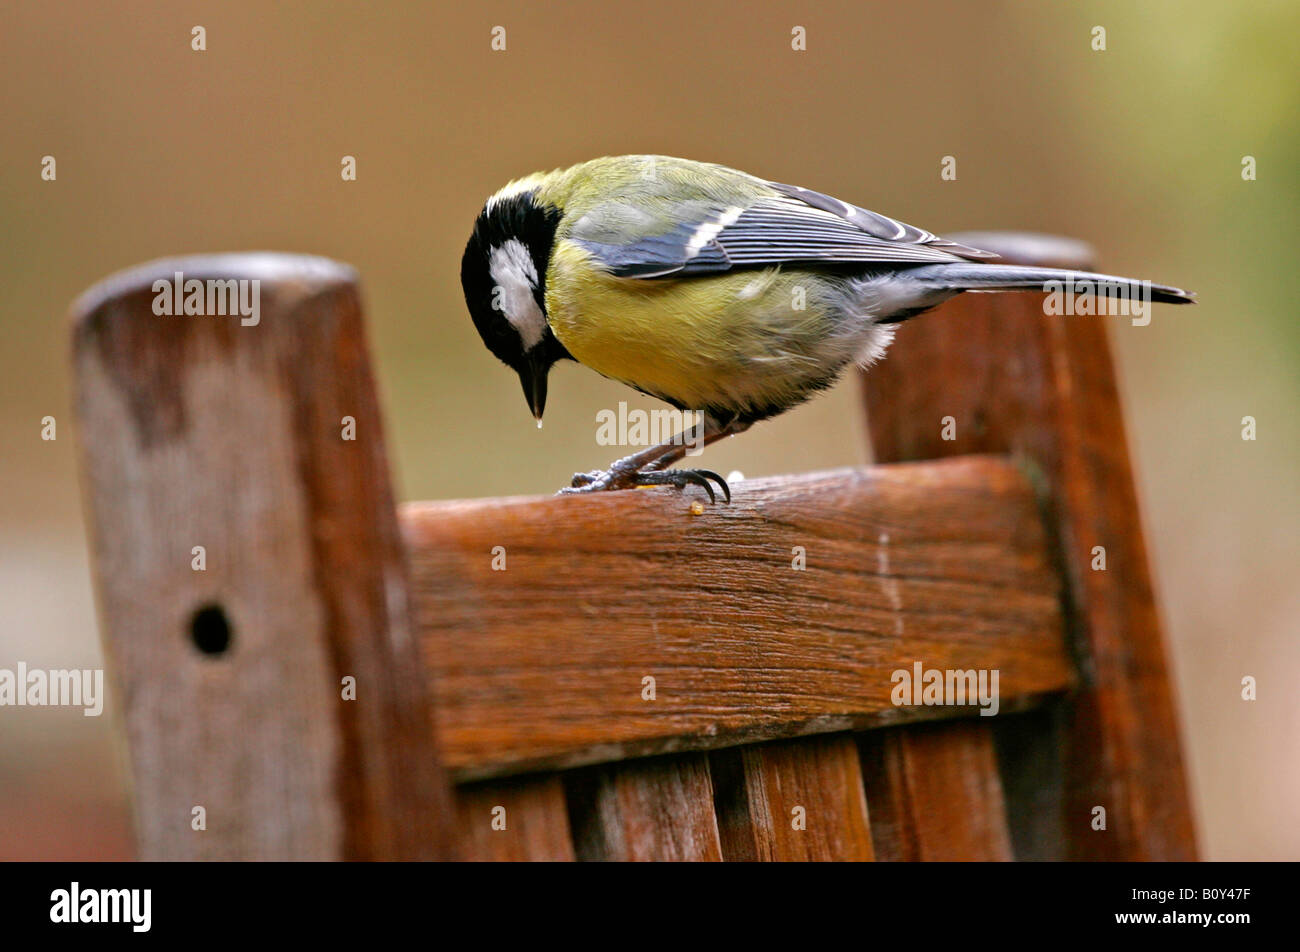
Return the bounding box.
[518,351,549,424]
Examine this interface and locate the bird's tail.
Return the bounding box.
[905,262,1195,306]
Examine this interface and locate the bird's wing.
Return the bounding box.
[765,183,996,259]
[569,181,997,279]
